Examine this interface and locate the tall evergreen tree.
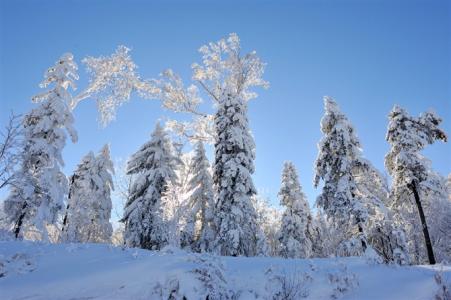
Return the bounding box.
[61,145,114,243]
[147,34,268,256]
[4,53,78,241]
[121,123,179,250]
[180,142,216,252]
[213,90,260,256]
[385,105,447,264]
[314,96,369,257]
[278,162,313,258]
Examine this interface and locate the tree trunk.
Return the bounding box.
[14,202,27,238]
[408,180,436,265]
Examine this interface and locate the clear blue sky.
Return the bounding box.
[1,0,450,212]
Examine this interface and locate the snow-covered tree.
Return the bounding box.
[314,96,369,257]
[122,123,179,250]
[142,34,268,256]
[385,105,447,264]
[421,172,451,263]
[252,195,282,257]
[180,142,216,253]
[311,209,332,258]
[212,89,260,256]
[183,33,267,257]
[4,53,78,241]
[278,162,313,258]
[61,145,114,243]
[351,158,409,264]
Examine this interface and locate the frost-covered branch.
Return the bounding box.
[72,46,159,126]
[192,33,268,102]
[152,33,268,144]
[0,113,22,190]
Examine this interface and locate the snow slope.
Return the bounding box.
[0,241,448,300]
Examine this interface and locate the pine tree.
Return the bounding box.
[385,105,447,265]
[313,96,369,257]
[61,145,114,243]
[4,53,78,241]
[122,123,179,250]
[278,162,313,258]
[181,142,216,253]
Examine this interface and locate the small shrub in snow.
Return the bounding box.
[328,263,359,299]
[265,265,313,299]
[151,276,185,300]
[187,254,231,300]
[434,269,450,300]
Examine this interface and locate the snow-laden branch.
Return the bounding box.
[71,46,159,126]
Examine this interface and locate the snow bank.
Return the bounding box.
[0,241,448,299]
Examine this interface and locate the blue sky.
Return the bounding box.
[1,0,450,213]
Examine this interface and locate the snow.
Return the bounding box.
[1,241,449,300]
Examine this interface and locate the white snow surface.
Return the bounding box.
[0,241,449,300]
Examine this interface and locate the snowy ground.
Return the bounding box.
[0,241,448,300]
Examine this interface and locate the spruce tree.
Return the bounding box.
[181,142,216,252]
[213,91,260,256]
[278,162,313,258]
[314,96,369,257]
[122,123,179,250]
[61,145,114,243]
[4,53,78,241]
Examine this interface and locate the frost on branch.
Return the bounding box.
[165,115,215,144]
[192,33,269,102]
[74,46,159,126]
[156,69,203,114]
[157,33,269,144]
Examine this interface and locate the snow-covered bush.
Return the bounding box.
[327,263,359,299]
[150,253,231,300]
[265,265,313,299]
[187,254,231,299]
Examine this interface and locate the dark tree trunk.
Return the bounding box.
[61,204,70,233]
[14,202,27,238]
[408,180,436,265]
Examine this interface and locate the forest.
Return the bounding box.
[0,33,450,299]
